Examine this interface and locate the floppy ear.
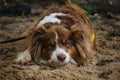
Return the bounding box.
[74,40,94,65]
[71,23,94,65]
[29,26,47,64]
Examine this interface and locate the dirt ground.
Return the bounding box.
[0,10,120,80]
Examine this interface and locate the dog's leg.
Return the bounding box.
[40,59,48,64]
[70,58,78,66]
[14,50,31,64]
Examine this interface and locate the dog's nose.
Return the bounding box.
[57,54,66,62]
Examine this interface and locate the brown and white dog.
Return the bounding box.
[14,3,95,66]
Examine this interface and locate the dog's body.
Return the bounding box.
[15,3,95,66]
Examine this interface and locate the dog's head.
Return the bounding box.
[28,3,95,66]
[29,23,94,66]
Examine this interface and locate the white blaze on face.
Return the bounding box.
[37,13,66,28]
[51,32,70,65]
[54,31,58,43]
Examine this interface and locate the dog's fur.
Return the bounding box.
[14,3,95,66]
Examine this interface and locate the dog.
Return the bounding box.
[14,3,95,66]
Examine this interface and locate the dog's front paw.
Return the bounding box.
[13,50,31,65]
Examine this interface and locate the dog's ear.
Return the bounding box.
[29,26,47,64]
[74,40,94,65]
[71,23,94,65]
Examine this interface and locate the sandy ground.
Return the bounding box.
[0,12,120,80]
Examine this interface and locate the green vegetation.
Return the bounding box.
[83,4,98,22]
[72,0,98,22]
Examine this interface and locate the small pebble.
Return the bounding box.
[0,48,9,54]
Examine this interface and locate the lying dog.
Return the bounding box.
[14,3,95,66]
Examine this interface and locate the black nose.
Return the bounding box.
[57,54,66,62]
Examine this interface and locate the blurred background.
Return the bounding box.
[0,0,120,16]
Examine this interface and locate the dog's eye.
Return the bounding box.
[65,41,72,48]
[47,45,55,50]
